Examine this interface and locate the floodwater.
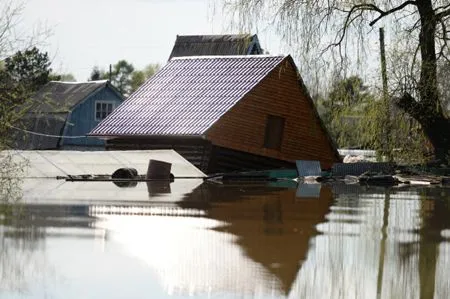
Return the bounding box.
[1,180,449,299]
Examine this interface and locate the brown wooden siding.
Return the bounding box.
[206,58,339,169]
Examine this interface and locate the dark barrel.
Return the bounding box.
[112,167,138,179]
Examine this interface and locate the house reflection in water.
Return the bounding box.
[183,182,334,295]
[97,181,333,297]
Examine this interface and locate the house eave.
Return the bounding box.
[89,133,207,140]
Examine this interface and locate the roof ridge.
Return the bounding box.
[177,34,253,37]
[170,54,285,61]
[49,80,108,85]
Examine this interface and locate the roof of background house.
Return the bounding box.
[90,55,287,137]
[168,34,263,59]
[28,80,112,113]
[11,80,123,150]
[11,113,68,150]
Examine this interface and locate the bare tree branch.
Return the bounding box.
[436,8,450,20]
[369,1,417,26]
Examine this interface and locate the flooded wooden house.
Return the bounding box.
[89,55,340,173]
[168,34,263,59]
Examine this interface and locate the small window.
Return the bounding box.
[264,115,285,150]
[95,101,115,121]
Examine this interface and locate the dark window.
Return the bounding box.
[264,115,285,150]
[95,101,115,121]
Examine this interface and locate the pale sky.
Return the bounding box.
[21,0,283,81]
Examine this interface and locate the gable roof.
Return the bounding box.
[90,55,286,137]
[28,80,111,113]
[168,34,263,60]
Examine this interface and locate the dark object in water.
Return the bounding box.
[359,173,398,186]
[112,168,138,179]
[147,159,172,180]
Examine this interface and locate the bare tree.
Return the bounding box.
[222,0,450,162]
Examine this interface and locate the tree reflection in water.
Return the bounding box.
[290,184,450,299]
[0,152,47,294]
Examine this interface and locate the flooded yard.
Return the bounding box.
[1,181,449,298]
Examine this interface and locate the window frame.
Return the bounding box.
[95,100,116,121]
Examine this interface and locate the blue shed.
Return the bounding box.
[14,80,124,150]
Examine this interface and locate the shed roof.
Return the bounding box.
[168,34,263,59]
[7,150,205,178]
[90,55,286,137]
[29,80,110,113]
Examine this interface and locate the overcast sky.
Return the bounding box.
[21,0,283,81]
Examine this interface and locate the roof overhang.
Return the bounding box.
[89,134,207,140]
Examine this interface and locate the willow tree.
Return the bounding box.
[224,0,450,162]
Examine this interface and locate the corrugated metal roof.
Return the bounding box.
[90,55,286,137]
[168,34,263,59]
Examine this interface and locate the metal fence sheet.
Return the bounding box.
[296,160,322,177]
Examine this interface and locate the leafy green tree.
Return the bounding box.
[3,47,53,92]
[130,63,160,93]
[110,60,135,96]
[89,62,160,96]
[319,76,430,162]
[131,70,145,92]
[0,47,54,135]
[321,76,375,149]
[225,0,450,162]
[89,66,105,81]
[56,73,76,82]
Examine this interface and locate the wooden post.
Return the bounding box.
[379,28,392,161]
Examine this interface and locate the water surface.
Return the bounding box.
[1,181,449,298]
